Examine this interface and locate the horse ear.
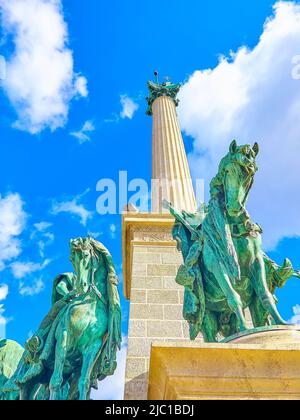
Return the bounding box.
[230,140,237,154]
[253,142,260,157]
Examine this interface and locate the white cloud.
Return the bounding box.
[0,299,11,337]
[0,55,6,80]
[0,284,9,336]
[109,224,117,239]
[11,259,51,280]
[37,237,53,258]
[120,95,139,120]
[0,305,6,325]
[0,304,7,338]
[70,120,95,144]
[0,284,8,301]
[10,257,48,296]
[74,76,89,98]
[52,191,93,226]
[31,222,54,258]
[0,0,88,134]
[290,304,300,325]
[88,231,103,239]
[33,222,53,233]
[19,277,45,297]
[91,337,127,401]
[0,193,27,270]
[178,1,300,250]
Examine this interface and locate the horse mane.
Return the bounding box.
[87,238,118,281]
[210,153,232,199]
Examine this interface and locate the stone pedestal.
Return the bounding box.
[148,326,300,400]
[122,213,204,400]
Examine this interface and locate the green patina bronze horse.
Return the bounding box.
[167,141,300,342]
[0,340,24,400]
[0,238,121,400]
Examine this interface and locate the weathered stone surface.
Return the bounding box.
[149,332,300,400]
[134,246,148,253]
[126,358,147,380]
[131,276,163,290]
[179,291,184,305]
[124,225,190,400]
[133,253,162,264]
[161,253,183,265]
[147,246,176,254]
[125,379,148,401]
[130,290,147,304]
[147,321,183,339]
[130,304,164,320]
[164,305,183,321]
[147,290,179,305]
[163,276,182,290]
[147,264,177,277]
[132,263,147,276]
[182,320,191,339]
[127,338,153,357]
[128,320,147,338]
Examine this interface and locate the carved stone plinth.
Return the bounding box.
[148,326,300,400]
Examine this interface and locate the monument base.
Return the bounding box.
[148,326,300,400]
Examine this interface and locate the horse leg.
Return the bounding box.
[207,262,247,331]
[19,385,29,401]
[19,378,37,401]
[78,341,102,401]
[249,296,269,328]
[229,313,240,337]
[202,311,218,342]
[49,329,68,400]
[250,256,287,325]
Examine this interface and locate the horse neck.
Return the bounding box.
[208,193,250,225]
[208,193,225,212]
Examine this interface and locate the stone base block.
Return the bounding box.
[148,326,300,400]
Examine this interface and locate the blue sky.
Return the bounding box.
[0,0,300,400]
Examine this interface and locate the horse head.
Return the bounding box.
[211,140,259,217]
[70,237,101,294]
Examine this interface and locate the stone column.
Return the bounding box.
[151,95,196,214]
[123,79,200,400]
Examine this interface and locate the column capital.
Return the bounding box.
[146,80,181,116]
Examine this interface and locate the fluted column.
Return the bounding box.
[151,95,196,213]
